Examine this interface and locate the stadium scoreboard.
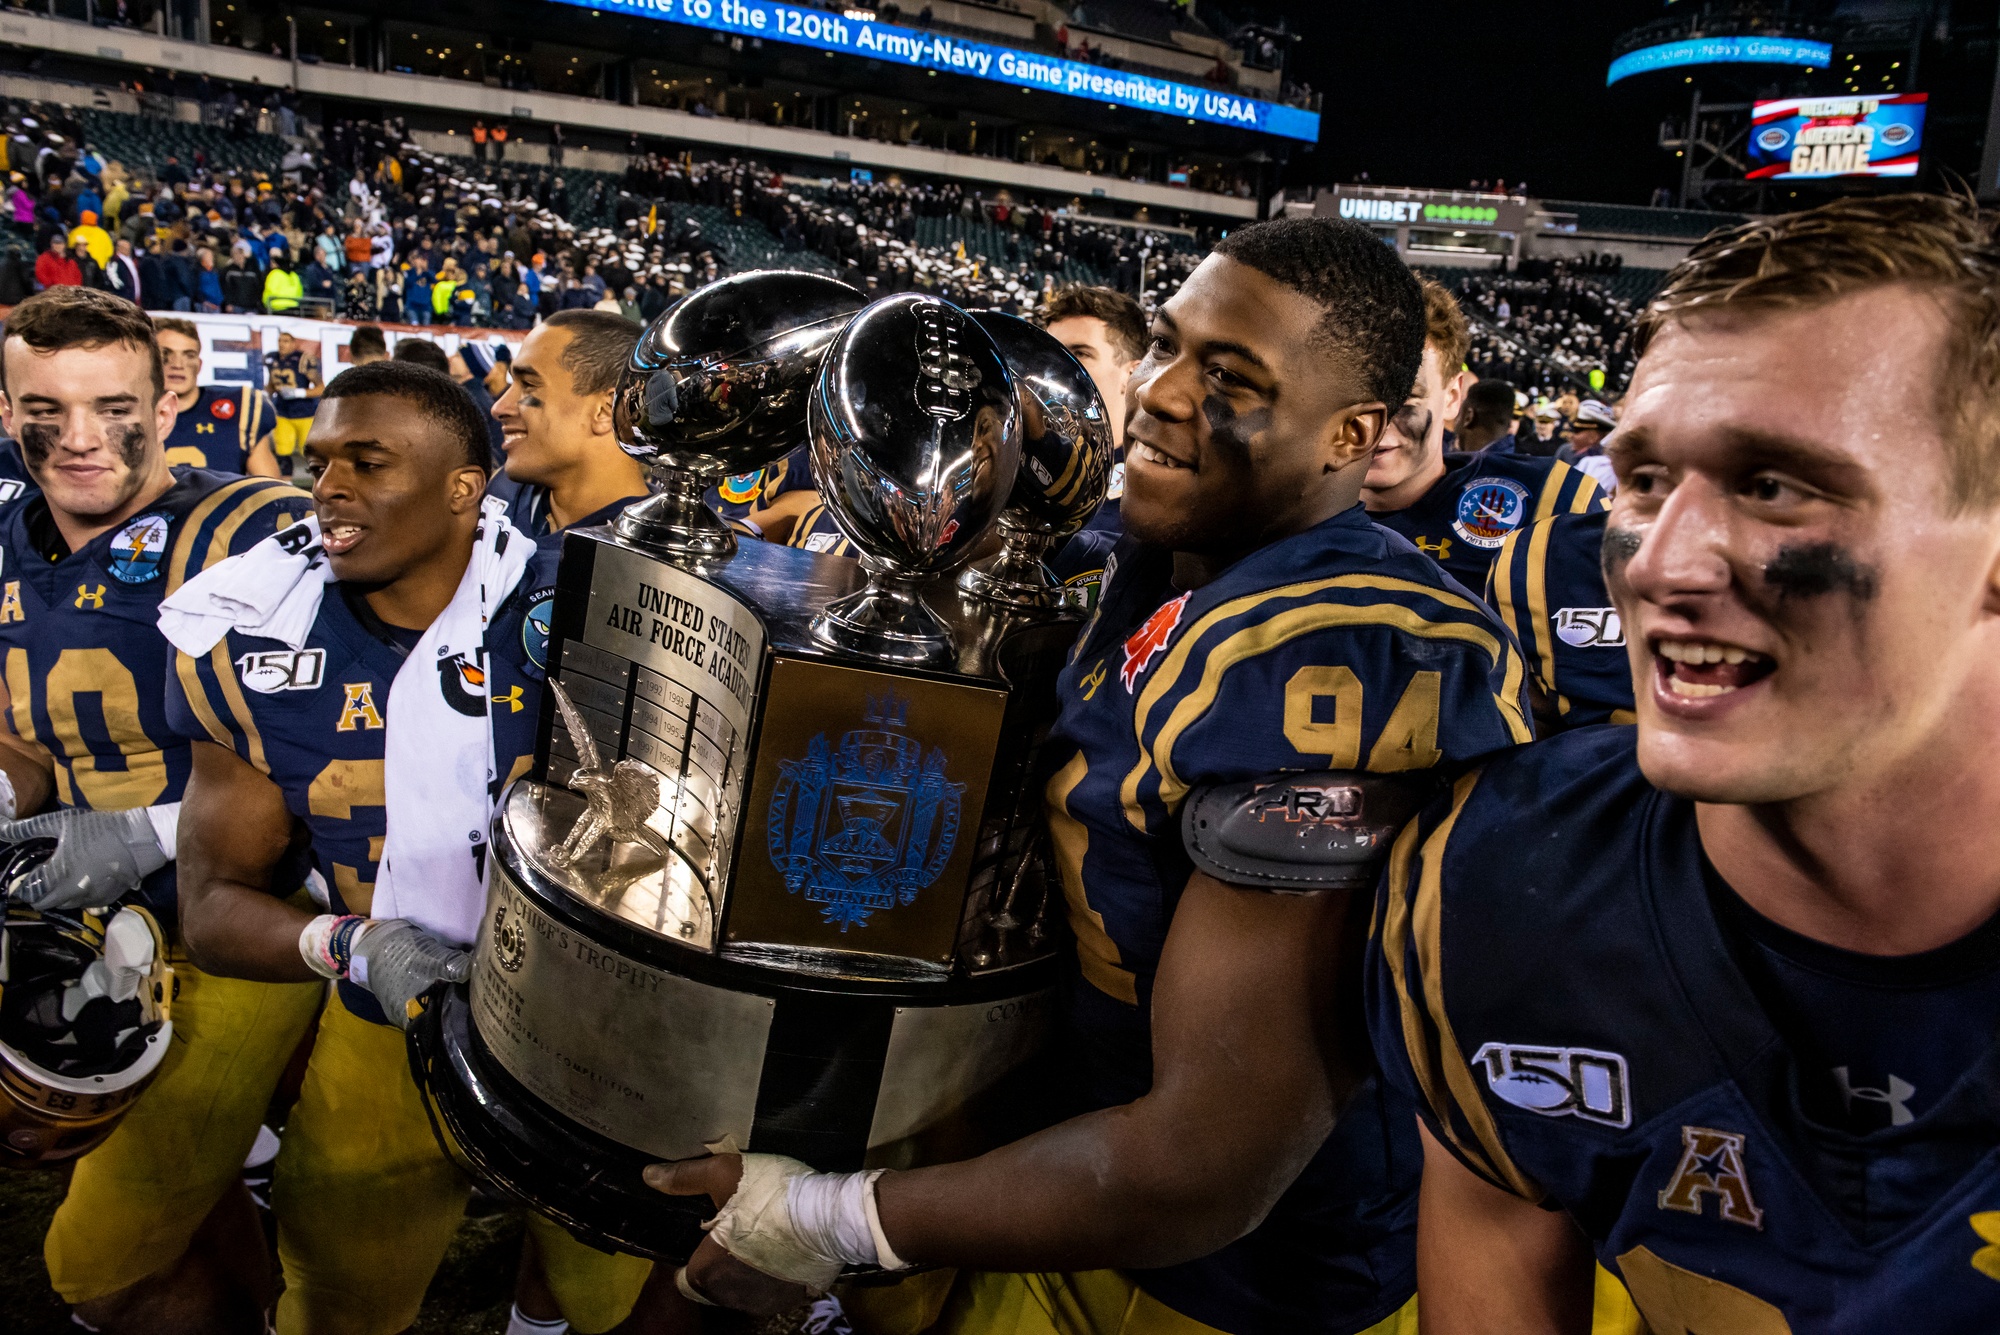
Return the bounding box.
[1747,94,1926,180]
[546,0,1321,143]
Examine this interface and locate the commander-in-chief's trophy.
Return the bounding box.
[411,272,1112,1260]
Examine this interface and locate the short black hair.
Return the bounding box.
[322,361,492,473]
[391,338,450,373]
[542,308,642,396]
[348,324,387,359]
[1212,217,1426,407]
[1462,378,1518,432]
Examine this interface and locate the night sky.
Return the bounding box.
[1255,0,1681,203]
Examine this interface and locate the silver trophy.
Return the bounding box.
[958,311,1114,610]
[807,294,1022,662]
[410,279,1107,1262]
[614,270,865,559]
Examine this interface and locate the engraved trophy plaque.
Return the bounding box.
[411,284,1105,1261]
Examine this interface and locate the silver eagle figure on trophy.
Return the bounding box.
[545,679,713,933]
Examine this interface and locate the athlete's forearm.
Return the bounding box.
[874,875,1354,1272]
[178,875,321,983]
[177,739,319,983]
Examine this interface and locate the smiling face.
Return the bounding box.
[0,336,173,527]
[490,324,612,488]
[304,394,486,588]
[1606,285,2000,805]
[1121,254,1385,559]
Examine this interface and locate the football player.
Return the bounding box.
[1485,509,1635,732]
[154,317,280,477]
[648,217,1532,1334]
[0,288,318,1334]
[1041,284,1145,538]
[717,443,817,542]
[486,306,679,1334]
[1363,281,1606,594]
[489,309,650,539]
[264,330,323,478]
[169,362,559,1335]
[1372,193,2000,1331]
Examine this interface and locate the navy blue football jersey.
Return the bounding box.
[1370,727,2000,1332]
[0,472,303,920]
[0,436,32,503]
[164,385,272,474]
[166,542,558,1023]
[1046,504,1533,1333]
[785,498,853,557]
[1050,527,1119,611]
[263,349,319,419]
[1371,452,1606,593]
[1485,509,1635,729]
[487,471,648,541]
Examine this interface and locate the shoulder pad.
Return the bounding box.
[1182,769,1445,893]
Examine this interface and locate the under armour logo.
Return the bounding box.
[1415,536,1453,561]
[491,685,525,714]
[1834,1066,1915,1127]
[73,584,106,610]
[1080,661,1107,700]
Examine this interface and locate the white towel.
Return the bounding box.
[373,498,533,945]
[158,516,334,654]
[159,497,533,946]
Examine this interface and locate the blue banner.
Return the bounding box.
[1607,35,1831,86]
[548,0,1320,143]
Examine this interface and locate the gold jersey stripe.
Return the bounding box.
[1045,752,1139,1005]
[1146,601,1508,816]
[1120,573,1507,830]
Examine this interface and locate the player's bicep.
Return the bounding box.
[0,667,54,814]
[1416,1121,1595,1335]
[1142,869,1360,1228]
[180,738,295,893]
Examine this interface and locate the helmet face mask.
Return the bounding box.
[0,840,175,1167]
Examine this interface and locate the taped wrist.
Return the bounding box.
[1181,769,1445,893]
[298,913,372,980]
[706,1155,906,1293]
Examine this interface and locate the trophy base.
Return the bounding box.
[614,486,737,561]
[410,985,714,1260]
[812,574,954,663]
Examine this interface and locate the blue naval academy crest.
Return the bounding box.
[1452,477,1532,550]
[107,513,171,583]
[765,692,964,931]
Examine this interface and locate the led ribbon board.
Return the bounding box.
[1607,35,1832,86]
[548,0,1320,143]
[1746,94,1925,179]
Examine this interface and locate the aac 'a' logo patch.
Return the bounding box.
[209,394,237,420]
[237,648,326,694]
[1120,592,1189,693]
[1475,1042,1631,1128]
[107,514,171,584]
[1452,477,1532,550]
[1658,1126,1765,1229]
[522,589,554,672]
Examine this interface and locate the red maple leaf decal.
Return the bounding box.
[1120,593,1189,693]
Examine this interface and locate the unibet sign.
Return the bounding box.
[1329,192,1517,230]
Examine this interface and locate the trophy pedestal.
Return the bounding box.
[413,532,1075,1259]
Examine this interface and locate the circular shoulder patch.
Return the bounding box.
[208,393,236,420]
[107,513,171,584]
[522,588,555,672]
[717,470,763,505]
[1451,477,1532,550]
